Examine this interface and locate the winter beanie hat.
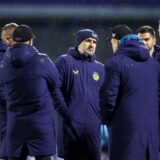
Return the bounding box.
[75,29,98,46]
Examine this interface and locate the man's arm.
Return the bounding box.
[44,56,69,119]
[100,59,121,125]
[0,85,7,141]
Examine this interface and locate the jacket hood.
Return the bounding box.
[67,47,96,62]
[117,41,150,62]
[5,44,38,67]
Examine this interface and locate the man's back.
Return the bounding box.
[103,39,159,160]
[0,43,57,157]
[1,44,54,115]
[0,39,8,159]
[109,52,158,127]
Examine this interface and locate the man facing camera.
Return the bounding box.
[55,29,104,160]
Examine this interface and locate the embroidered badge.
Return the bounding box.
[92,32,98,39]
[93,72,99,81]
[73,70,79,74]
[112,33,116,38]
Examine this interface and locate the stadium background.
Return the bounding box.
[0,0,160,63]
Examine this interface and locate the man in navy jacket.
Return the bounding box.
[101,25,160,160]
[0,38,8,160]
[55,29,104,160]
[0,25,68,160]
[0,22,18,160]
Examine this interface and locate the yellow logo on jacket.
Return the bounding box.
[93,72,99,81]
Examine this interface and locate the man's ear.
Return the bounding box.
[5,35,11,43]
[117,39,120,44]
[28,39,33,45]
[154,37,156,45]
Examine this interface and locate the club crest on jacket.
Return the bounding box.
[93,72,99,81]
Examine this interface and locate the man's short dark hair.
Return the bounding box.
[136,25,156,37]
[12,24,35,42]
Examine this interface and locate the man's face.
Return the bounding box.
[78,38,97,56]
[111,38,119,53]
[138,32,156,52]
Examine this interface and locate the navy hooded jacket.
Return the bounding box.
[55,47,104,160]
[0,40,7,139]
[101,39,160,160]
[0,40,7,158]
[0,43,68,157]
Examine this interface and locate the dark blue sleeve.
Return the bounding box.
[100,59,121,124]
[54,56,66,87]
[0,85,7,141]
[44,56,69,119]
[155,60,160,151]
